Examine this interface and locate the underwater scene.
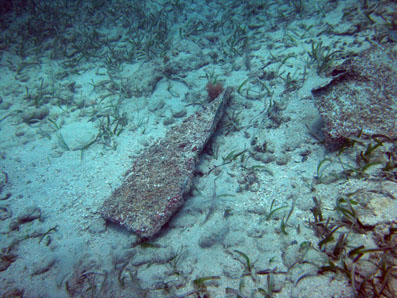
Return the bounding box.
[0,0,396,297]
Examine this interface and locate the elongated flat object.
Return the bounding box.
[313,44,397,144]
[101,88,232,238]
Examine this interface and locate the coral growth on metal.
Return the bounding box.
[101,88,232,238]
[313,44,397,144]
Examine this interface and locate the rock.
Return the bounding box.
[276,154,289,166]
[198,222,229,248]
[131,247,175,266]
[247,226,264,238]
[281,243,301,269]
[172,109,187,118]
[129,61,163,97]
[163,40,210,76]
[31,257,56,276]
[0,253,17,272]
[17,206,42,224]
[21,106,49,124]
[1,288,24,298]
[313,44,397,145]
[88,218,107,234]
[163,117,175,126]
[58,120,97,150]
[0,171,7,194]
[101,88,232,238]
[223,262,243,279]
[0,101,12,110]
[8,206,42,231]
[147,99,165,112]
[0,205,12,221]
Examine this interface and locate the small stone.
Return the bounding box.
[17,206,42,224]
[0,253,17,272]
[276,154,289,166]
[21,106,49,124]
[247,226,264,238]
[172,109,187,118]
[1,288,24,298]
[0,101,12,110]
[148,99,165,112]
[251,136,267,153]
[223,262,243,279]
[129,61,163,97]
[88,219,107,234]
[0,205,12,221]
[31,257,56,276]
[198,221,229,248]
[262,153,275,164]
[163,117,175,126]
[0,171,8,193]
[9,220,20,231]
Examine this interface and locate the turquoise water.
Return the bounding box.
[0,1,396,297]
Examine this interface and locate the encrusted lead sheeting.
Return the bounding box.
[313,44,397,144]
[101,88,232,238]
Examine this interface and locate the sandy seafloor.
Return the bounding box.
[0,0,396,297]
